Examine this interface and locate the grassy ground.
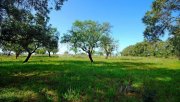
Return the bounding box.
[0,55,179,102]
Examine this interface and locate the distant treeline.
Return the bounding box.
[121,40,175,58]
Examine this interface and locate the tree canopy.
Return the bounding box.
[100,34,118,59]
[0,0,66,22]
[121,40,174,58]
[142,0,180,58]
[0,0,65,62]
[61,20,112,62]
[44,27,59,57]
[0,8,60,62]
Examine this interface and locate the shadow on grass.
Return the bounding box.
[0,59,179,102]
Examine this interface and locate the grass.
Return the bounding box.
[0,55,179,102]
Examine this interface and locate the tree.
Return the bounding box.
[1,43,12,56]
[0,0,66,60]
[170,22,180,59]
[100,34,118,59]
[44,27,59,57]
[121,40,174,57]
[35,47,46,55]
[70,47,78,55]
[142,0,180,59]
[1,10,57,63]
[61,20,111,63]
[121,45,136,56]
[52,49,59,55]
[1,42,24,59]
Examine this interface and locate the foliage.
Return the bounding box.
[0,0,66,62]
[169,20,180,59]
[35,48,46,55]
[70,47,79,55]
[44,27,59,57]
[1,43,24,58]
[100,33,118,59]
[52,49,59,55]
[0,10,59,62]
[121,40,174,57]
[61,20,111,62]
[1,12,43,62]
[142,0,180,58]
[0,0,67,23]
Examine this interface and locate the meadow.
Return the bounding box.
[0,55,179,102]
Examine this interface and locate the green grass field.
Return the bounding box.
[0,55,179,102]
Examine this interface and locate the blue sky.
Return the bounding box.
[49,0,154,53]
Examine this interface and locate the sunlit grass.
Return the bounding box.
[0,88,39,102]
[0,55,179,102]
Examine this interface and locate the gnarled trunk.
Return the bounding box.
[88,51,93,63]
[23,52,32,63]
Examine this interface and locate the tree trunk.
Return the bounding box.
[23,52,32,63]
[16,52,20,59]
[7,51,11,56]
[105,53,109,59]
[88,52,93,63]
[48,51,51,57]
